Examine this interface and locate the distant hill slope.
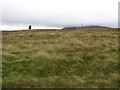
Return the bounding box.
[62,25,111,29]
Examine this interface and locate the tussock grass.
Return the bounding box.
[2,28,118,88]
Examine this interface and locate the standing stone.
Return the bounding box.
[29,25,31,30]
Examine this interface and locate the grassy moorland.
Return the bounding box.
[2,28,118,88]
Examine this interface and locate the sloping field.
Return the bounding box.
[2,28,118,88]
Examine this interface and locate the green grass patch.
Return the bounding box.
[2,28,118,88]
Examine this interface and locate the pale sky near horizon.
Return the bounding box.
[0,0,119,30]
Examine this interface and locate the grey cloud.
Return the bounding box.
[1,0,118,28]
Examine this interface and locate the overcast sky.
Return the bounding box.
[0,0,119,30]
